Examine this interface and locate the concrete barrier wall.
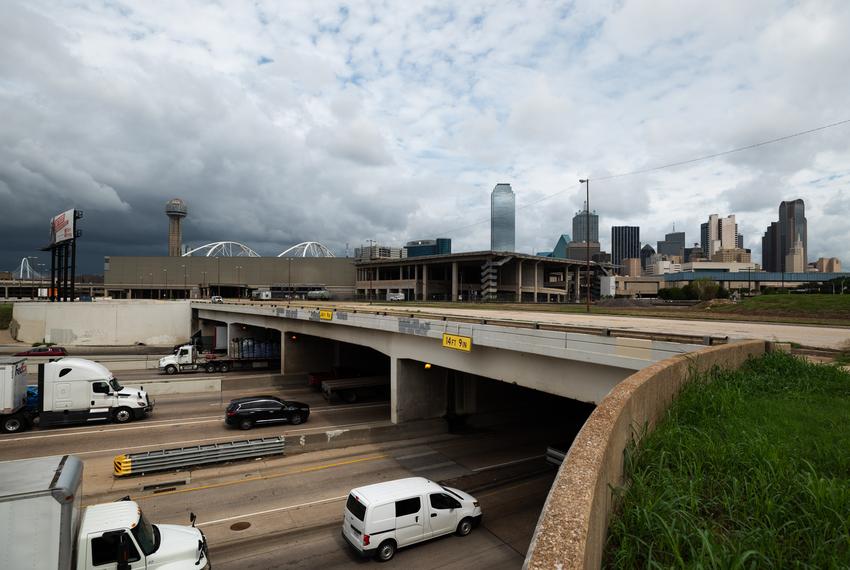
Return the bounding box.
[12,301,191,346]
[524,340,766,570]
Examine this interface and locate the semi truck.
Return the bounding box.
[159,340,280,375]
[0,357,153,433]
[0,455,209,570]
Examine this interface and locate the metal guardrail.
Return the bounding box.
[545,446,567,467]
[114,437,284,477]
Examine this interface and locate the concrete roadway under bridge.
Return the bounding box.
[193,303,708,425]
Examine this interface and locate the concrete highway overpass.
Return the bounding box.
[193,302,711,424]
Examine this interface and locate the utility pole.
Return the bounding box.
[367,239,375,302]
[579,179,591,313]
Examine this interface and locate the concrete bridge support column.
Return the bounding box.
[574,267,581,301]
[414,265,420,300]
[391,357,447,424]
[451,262,458,301]
[422,265,429,301]
[516,260,523,302]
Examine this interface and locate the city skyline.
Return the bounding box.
[1,2,849,273]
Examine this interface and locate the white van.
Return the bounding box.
[386,292,405,302]
[342,477,482,561]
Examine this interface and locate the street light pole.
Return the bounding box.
[579,179,591,313]
[367,239,375,302]
[163,269,168,300]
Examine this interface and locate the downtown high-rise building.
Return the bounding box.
[612,226,640,273]
[640,243,655,271]
[700,214,738,258]
[762,199,807,272]
[572,203,599,243]
[657,231,685,259]
[490,183,516,251]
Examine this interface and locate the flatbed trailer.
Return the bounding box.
[321,375,389,403]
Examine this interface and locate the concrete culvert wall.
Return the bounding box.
[523,339,766,570]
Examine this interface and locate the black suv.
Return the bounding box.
[225,396,310,430]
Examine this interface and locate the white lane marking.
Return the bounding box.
[471,455,544,472]
[0,403,389,442]
[70,421,386,456]
[410,461,456,472]
[198,495,348,527]
[395,450,439,461]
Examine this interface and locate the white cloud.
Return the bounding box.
[1,0,849,271]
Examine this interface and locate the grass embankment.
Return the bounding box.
[606,351,850,568]
[0,304,11,329]
[386,294,850,327]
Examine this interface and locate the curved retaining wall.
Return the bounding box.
[524,339,766,570]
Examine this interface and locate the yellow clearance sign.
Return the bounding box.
[319,310,334,321]
[442,333,472,352]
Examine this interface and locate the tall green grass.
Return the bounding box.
[606,351,850,568]
[0,304,11,329]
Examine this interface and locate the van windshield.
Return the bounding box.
[346,494,366,522]
[109,378,124,392]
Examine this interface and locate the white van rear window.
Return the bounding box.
[346,494,366,521]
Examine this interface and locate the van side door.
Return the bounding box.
[427,492,461,537]
[394,496,425,547]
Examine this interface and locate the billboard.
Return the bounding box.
[50,209,76,245]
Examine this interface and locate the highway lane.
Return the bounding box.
[102,426,559,569]
[0,382,391,460]
[205,465,555,569]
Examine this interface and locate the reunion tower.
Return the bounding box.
[165,198,187,256]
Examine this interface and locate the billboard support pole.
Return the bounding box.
[70,239,76,301]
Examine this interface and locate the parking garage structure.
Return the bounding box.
[354,250,608,303]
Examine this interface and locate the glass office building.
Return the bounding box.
[612,226,640,272]
[491,183,516,251]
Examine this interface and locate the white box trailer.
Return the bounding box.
[0,455,209,570]
[0,358,28,416]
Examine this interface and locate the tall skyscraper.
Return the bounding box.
[657,231,685,258]
[490,183,516,251]
[572,203,599,243]
[612,226,640,273]
[701,214,738,258]
[779,199,807,269]
[762,199,807,272]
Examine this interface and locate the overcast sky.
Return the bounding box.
[2,0,849,274]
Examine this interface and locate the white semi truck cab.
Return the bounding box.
[0,455,209,570]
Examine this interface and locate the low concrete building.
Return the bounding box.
[103,256,357,300]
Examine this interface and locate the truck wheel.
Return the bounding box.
[113,407,133,424]
[2,415,26,433]
[220,363,230,373]
[456,518,473,536]
[165,365,178,375]
[375,540,396,562]
[239,419,253,430]
[205,363,216,373]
